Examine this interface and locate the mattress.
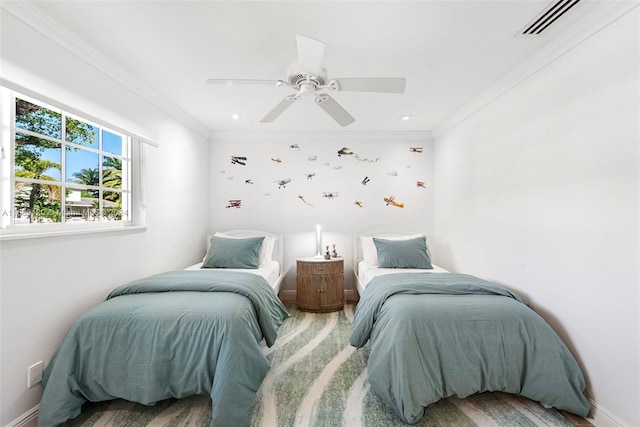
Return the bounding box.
[358,261,448,289]
[185,260,281,290]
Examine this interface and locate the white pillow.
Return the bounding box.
[361,233,423,265]
[207,232,277,267]
[262,236,276,262]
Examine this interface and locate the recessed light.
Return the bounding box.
[400,115,412,121]
[231,114,241,120]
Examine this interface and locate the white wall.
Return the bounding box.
[433,9,639,427]
[3,3,637,426]
[0,10,210,424]
[208,132,434,297]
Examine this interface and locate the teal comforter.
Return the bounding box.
[350,273,590,424]
[38,270,289,427]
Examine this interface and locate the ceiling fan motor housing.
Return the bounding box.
[287,62,328,89]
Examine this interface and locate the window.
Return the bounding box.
[1,87,144,237]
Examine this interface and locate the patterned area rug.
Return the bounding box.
[68,306,576,426]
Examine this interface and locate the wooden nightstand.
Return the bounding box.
[296,257,344,313]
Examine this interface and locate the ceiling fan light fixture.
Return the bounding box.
[299,82,316,97]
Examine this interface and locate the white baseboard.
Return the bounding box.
[6,405,38,427]
[590,399,629,427]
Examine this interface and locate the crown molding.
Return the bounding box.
[209,130,433,143]
[432,0,639,139]
[1,1,211,139]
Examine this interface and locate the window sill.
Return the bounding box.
[0,225,147,241]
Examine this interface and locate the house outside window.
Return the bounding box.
[0,87,144,237]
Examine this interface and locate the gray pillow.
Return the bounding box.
[202,236,265,269]
[373,236,433,269]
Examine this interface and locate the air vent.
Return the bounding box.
[520,0,582,35]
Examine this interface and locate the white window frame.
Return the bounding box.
[0,85,149,240]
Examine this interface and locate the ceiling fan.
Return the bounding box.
[206,35,406,127]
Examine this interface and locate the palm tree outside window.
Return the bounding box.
[6,93,131,225]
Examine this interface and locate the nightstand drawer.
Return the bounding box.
[297,260,343,275]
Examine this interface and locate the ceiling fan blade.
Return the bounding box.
[206,79,281,86]
[332,77,406,93]
[296,34,325,75]
[260,97,298,123]
[315,94,355,127]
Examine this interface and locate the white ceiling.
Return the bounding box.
[29,0,602,134]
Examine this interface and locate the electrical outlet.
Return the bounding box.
[27,361,43,388]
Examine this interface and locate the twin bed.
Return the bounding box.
[350,231,591,424]
[39,229,590,426]
[38,230,289,427]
